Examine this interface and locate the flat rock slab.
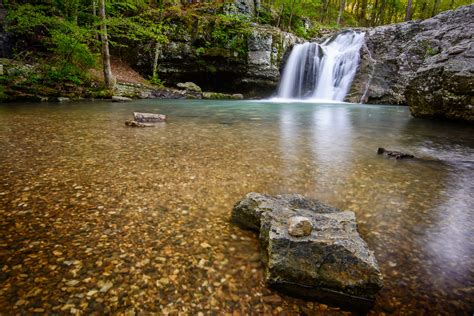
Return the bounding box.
[112,96,133,102]
[133,112,167,123]
[232,192,383,311]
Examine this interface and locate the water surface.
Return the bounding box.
[0,100,473,314]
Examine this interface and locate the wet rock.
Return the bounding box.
[133,112,167,123]
[125,120,149,128]
[202,92,245,100]
[57,97,70,102]
[232,93,244,100]
[112,96,133,102]
[377,148,415,160]
[288,216,312,237]
[232,192,383,310]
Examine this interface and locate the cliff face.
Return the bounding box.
[130,25,301,98]
[347,4,473,121]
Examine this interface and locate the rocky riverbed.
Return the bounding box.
[1,100,472,314]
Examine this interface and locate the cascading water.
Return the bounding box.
[277,30,365,101]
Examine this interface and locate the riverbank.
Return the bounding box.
[0,58,245,103]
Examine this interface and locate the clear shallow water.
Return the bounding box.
[0,100,473,314]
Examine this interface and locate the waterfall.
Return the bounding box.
[277,30,365,102]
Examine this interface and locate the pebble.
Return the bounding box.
[288,216,313,237]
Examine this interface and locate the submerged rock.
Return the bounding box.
[232,193,383,310]
[202,92,245,100]
[377,148,415,160]
[125,120,153,127]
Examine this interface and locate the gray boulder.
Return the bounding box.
[232,193,383,310]
[405,40,474,121]
[133,112,167,123]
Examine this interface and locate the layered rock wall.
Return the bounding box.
[347,4,473,121]
[128,24,300,97]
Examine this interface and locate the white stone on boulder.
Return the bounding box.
[288,216,313,237]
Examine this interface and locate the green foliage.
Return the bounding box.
[3,0,471,102]
[50,28,96,70]
[149,75,165,87]
[45,65,86,85]
[195,47,206,56]
[5,4,59,36]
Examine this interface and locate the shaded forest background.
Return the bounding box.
[1,0,472,95]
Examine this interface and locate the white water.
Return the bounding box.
[277,31,365,102]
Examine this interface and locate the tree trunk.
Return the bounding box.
[276,2,285,28]
[432,0,441,17]
[337,0,346,25]
[99,0,115,90]
[359,0,367,24]
[377,0,387,25]
[405,0,413,21]
[152,42,160,81]
[320,0,329,23]
[92,0,99,41]
[288,0,297,31]
[370,0,378,26]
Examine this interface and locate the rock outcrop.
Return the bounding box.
[232,193,383,310]
[405,39,473,121]
[347,4,473,121]
[128,25,301,98]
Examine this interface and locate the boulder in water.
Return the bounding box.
[232,192,383,310]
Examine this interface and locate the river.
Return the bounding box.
[0,99,472,314]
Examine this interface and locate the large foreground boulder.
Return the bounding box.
[232,193,383,310]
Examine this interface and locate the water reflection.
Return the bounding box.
[311,107,353,197]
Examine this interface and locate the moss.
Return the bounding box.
[164,5,250,59]
[87,88,113,99]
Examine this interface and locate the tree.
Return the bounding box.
[405,0,413,21]
[432,0,441,16]
[337,0,346,25]
[98,0,115,90]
